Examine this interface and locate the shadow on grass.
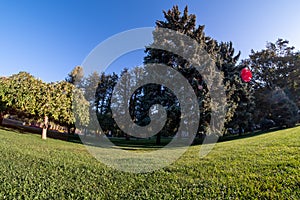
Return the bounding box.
[0,123,82,143]
[1,123,299,150]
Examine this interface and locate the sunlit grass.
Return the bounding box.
[0,126,299,199]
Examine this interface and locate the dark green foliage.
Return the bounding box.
[260,118,275,131]
[218,42,254,134]
[253,87,298,128]
[144,6,218,135]
[269,88,298,127]
[95,72,118,134]
[244,39,299,126]
[247,39,298,89]
[144,6,253,137]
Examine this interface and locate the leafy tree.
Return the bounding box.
[289,53,300,108]
[217,42,255,134]
[111,68,133,140]
[81,72,101,135]
[95,72,118,135]
[51,81,89,134]
[0,72,50,138]
[0,72,89,139]
[72,87,90,131]
[65,66,90,134]
[83,72,101,103]
[110,67,181,141]
[244,39,299,126]
[246,39,297,89]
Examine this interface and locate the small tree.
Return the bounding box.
[269,87,298,127]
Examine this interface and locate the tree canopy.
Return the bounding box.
[0,71,89,139]
[144,6,253,138]
[243,39,299,127]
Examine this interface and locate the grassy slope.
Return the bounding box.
[0,126,299,199]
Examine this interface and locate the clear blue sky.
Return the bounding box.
[1,0,300,83]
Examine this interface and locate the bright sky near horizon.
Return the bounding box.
[1,0,300,83]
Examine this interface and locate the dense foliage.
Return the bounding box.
[243,39,300,127]
[0,72,89,139]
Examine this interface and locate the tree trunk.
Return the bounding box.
[67,126,71,134]
[125,133,130,140]
[0,112,4,126]
[156,132,161,145]
[42,115,48,140]
[67,124,75,135]
[72,126,76,134]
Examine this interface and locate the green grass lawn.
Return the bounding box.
[0,126,299,199]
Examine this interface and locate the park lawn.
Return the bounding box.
[0,126,299,199]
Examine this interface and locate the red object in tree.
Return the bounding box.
[241,68,252,82]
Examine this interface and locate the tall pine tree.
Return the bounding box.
[144,5,253,140]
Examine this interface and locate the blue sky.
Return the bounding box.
[1,0,300,82]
